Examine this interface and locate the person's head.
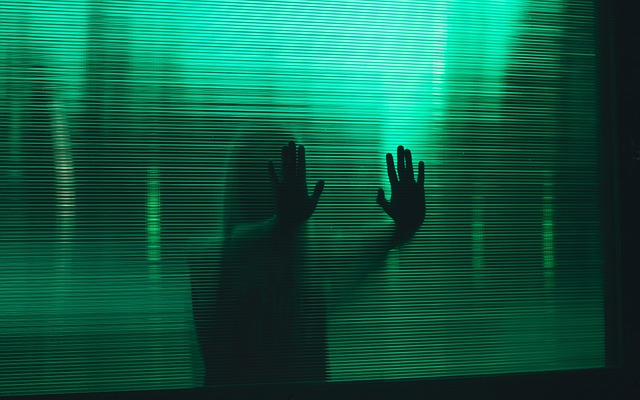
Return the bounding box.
[223,128,296,234]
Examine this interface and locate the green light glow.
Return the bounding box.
[53,99,76,241]
[472,193,486,287]
[543,189,555,289]
[147,165,161,277]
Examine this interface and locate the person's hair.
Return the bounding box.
[223,128,296,236]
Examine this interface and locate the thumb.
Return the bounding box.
[310,180,325,210]
[377,188,392,216]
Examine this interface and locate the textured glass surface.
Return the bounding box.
[0,0,604,396]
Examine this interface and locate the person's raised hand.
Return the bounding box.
[268,141,325,229]
[377,145,425,235]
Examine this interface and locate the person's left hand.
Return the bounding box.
[377,145,425,235]
[268,141,325,229]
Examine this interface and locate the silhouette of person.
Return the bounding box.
[190,137,424,386]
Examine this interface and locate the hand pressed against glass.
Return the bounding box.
[377,145,426,234]
[268,141,325,228]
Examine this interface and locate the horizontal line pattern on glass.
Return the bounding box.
[0,0,603,396]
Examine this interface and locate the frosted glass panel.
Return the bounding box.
[0,0,604,395]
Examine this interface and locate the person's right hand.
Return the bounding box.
[377,145,425,235]
[268,141,325,229]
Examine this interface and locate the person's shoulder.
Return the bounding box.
[187,235,224,265]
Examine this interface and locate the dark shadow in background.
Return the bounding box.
[612,0,640,377]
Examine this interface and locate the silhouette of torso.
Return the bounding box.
[191,132,326,386]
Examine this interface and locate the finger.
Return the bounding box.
[282,145,290,180]
[397,145,405,179]
[268,160,279,186]
[405,148,414,181]
[310,180,325,209]
[284,143,297,180]
[418,160,425,187]
[289,141,297,179]
[376,188,392,216]
[386,153,398,185]
[298,144,306,182]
